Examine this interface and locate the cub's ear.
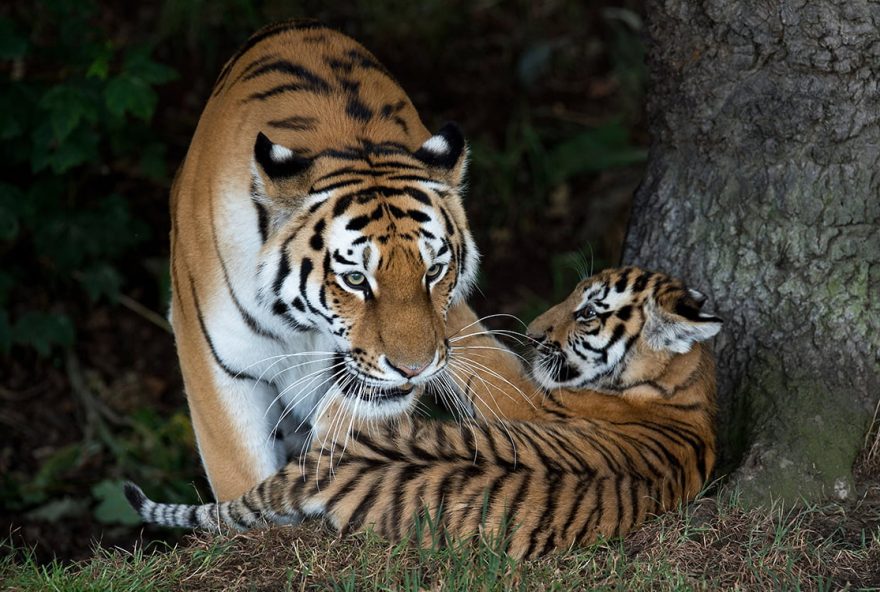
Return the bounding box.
[643,294,722,354]
[414,122,468,187]
[253,132,313,199]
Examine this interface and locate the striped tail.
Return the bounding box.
[124,482,223,530]
[123,481,302,531]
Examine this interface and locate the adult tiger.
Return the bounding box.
[128,268,723,558]
[171,20,483,500]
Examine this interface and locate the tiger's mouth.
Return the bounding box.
[339,381,415,403]
[532,346,582,387]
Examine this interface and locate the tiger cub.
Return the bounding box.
[169,20,485,499]
[126,267,722,558]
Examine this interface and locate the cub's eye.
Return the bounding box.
[576,305,598,321]
[342,272,368,290]
[425,263,444,282]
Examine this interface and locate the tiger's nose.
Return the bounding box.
[386,359,431,378]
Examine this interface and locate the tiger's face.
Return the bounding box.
[254,124,477,417]
[528,267,722,391]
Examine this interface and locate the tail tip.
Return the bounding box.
[123,481,147,514]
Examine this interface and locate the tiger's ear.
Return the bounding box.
[643,293,722,354]
[414,122,468,187]
[253,132,313,200]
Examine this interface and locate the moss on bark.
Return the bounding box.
[624,0,880,504]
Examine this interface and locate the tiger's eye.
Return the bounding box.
[426,263,444,281]
[343,272,367,289]
[577,305,598,321]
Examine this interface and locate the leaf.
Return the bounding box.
[39,84,99,143]
[0,17,28,59]
[547,121,647,182]
[0,270,13,306]
[11,310,75,356]
[20,444,82,505]
[138,142,168,182]
[123,45,178,85]
[92,479,142,526]
[31,122,100,174]
[0,183,23,242]
[77,264,122,302]
[0,310,10,355]
[86,42,113,80]
[25,496,90,522]
[104,75,157,121]
[0,86,32,141]
[517,41,557,88]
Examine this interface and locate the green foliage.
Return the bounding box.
[92,479,141,526]
[0,1,176,357]
[546,122,647,183]
[1,539,182,592]
[1,398,205,526]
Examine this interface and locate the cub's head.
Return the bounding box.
[253,123,477,416]
[527,267,722,391]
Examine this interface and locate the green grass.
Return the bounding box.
[4,487,879,591]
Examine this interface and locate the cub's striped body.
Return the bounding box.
[129,268,722,558]
[172,21,485,500]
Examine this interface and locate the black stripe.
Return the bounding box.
[189,275,261,382]
[628,478,641,534]
[573,478,604,545]
[403,187,433,205]
[323,469,365,512]
[210,189,284,343]
[253,198,270,243]
[346,215,370,231]
[274,237,293,295]
[344,476,383,534]
[562,474,595,542]
[299,258,313,294]
[530,471,563,557]
[388,174,431,183]
[333,194,354,217]
[632,271,652,292]
[332,251,357,265]
[310,219,325,251]
[406,209,431,223]
[241,59,331,93]
[614,268,632,292]
[614,475,625,537]
[346,96,374,122]
[212,20,326,95]
[231,54,277,87]
[312,179,363,193]
[392,116,409,134]
[268,115,319,131]
[246,82,324,103]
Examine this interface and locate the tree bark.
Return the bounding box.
[623,0,880,503]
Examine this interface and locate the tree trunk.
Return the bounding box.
[623,0,880,504]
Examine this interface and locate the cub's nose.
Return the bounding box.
[386,359,431,378]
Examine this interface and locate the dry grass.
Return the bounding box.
[5,484,880,591]
[855,400,880,483]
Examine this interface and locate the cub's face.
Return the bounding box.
[527,267,722,391]
[254,124,477,417]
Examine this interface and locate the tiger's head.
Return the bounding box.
[253,123,477,417]
[528,267,722,391]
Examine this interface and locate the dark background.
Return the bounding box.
[0,0,646,562]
